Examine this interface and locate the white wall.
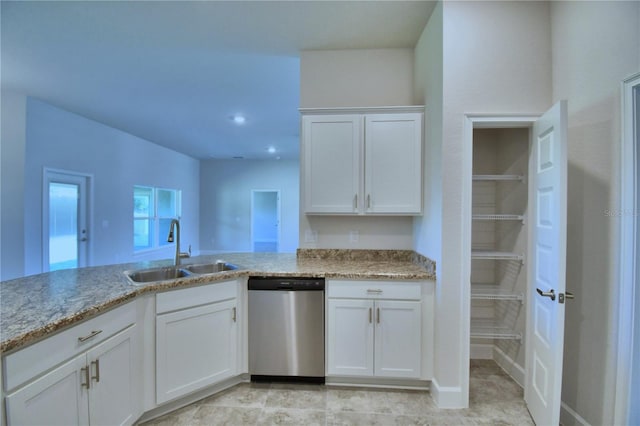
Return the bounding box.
[0,92,27,281]
[550,2,640,425]
[300,48,414,109]
[413,2,443,277]
[414,0,552,407]
[199,159,299,253]
[19,98,200,277]
[299,48,416,250]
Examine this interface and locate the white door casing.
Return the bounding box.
[42,168,92,272]
[615,72,640,426]
[525,100,569,426]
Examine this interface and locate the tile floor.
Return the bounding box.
[140,360,534,425]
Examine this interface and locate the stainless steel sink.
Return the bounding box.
[126,267,191,284]
[184,261,238,275]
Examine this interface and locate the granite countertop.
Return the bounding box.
[0,250,435,354]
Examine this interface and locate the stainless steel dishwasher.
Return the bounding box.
[248,277,325,383]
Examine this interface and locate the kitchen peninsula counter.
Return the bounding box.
[0,250,435,354]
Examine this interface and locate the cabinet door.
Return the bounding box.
[87,325,139,426]
[5,354,89,426]
[326,299,374,376]
[303,115,361,214]
[364,113,423,214]
[156,299,237,404]
[374,300,422,379]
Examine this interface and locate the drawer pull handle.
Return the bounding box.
[377,307,380,324]
[78,330,102,342]
[369,307,372,323]
[232,307,237,322]
[367,289,383,294]
[91,359,100,383]
[81,366,90,389]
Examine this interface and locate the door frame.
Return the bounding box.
[42,168,93,272]
[614,72,640,425]
[462,114,540,405]
[250,189,281,252]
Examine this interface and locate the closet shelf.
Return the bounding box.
[472,174,524,182]
[471,284,524,303]
[472,214,525,222]
[470,319,522,341]
[471,250,524,262]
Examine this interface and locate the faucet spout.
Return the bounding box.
[168,218,182,266]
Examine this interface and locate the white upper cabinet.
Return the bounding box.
[301,107,424,215]
[302,114,361,214]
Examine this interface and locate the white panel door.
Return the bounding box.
[364,113,423,214]
[156,299,237,404]
[303,115,361,214]
[374,300,422,378]
[327,299,374,376]
[87,325,138,426]
[525,101,568,426]
[5,354,89,426]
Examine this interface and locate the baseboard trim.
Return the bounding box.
[136,374,249,423]
[431,378,466,408]
[470,343,494,359]
[325,376,429,390]
[493,346,525,388]
[561,401,591,426]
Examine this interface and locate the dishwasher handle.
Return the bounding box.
[248,277,325,291]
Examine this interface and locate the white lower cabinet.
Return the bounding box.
[5,325,138,426]
[326,281,423,380]
[374,300,422,378]
[155,280,239,404]
[327,299,374,376]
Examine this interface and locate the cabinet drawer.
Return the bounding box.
[156,280,237,314]
[327,280,421,300]
[4,301,136,392]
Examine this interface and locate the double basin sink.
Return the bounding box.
[125,261,238,285]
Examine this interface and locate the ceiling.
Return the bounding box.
[1,1,435,160]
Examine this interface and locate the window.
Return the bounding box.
[134,186,181,251]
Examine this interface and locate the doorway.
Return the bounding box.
[42,169,91,272]
[616,72,640,425]
[251,190,280,252]
[463,103,569,426]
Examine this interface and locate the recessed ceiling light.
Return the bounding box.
[231,114,246,125]
[267,146,276,154]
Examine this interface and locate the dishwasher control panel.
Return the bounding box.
[248,277,325,291]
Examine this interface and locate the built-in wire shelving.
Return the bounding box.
[471,250,524,263]
[472,174,524,182]
[471,284,524,303]
[472,214,525,223]
[470,319,522,341]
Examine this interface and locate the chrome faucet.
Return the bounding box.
[167,218,190,266]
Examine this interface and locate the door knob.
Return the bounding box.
[536,288,556,301]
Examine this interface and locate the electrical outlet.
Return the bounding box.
[305,229,317,243]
